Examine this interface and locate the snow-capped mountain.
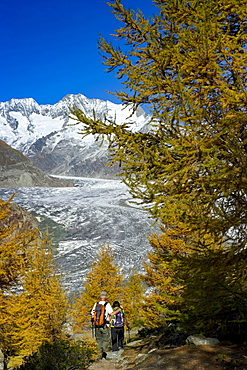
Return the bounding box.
[0,94,151,178]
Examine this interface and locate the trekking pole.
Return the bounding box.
[125,325,130,344]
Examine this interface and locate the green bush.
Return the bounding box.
[15,339,96,370]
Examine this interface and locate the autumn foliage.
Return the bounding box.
[71,0,247,339]
[71,245,124,332]
[0,197,68,366]
[1,1,247,354]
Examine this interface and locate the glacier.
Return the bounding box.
[0,177,158,294]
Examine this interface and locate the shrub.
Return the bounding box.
[15,339,97,370]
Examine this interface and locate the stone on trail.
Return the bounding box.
[186,335,220,346]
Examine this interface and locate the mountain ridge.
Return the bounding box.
[0,139,73,188]
[0,94,151,179]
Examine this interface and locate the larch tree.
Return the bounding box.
[122,268,145,328]
[0,197,69,367]
[71,0,247,337]
[72,0,247,242]
[177,238,247,338]
[71,245,124,332]
[0,196,35,291]
[0,196,39,366]
[9,235,68,363]
[141,224,189,328]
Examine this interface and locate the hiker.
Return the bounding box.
[91,290,113,359]
[109,300,130,351]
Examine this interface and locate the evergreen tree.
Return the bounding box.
[71,245,123,332]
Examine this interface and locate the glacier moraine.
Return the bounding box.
[0,177,158,294]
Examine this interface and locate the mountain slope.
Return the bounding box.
[0,198,39,235]
[0,94,151,178]
[0,140,73,188]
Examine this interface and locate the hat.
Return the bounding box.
[100,290,107,299]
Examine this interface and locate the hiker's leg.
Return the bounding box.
[101,326,110,353]
[95,327,103,353]
[111,327,114,349]
[111,327,118,351]
[118,327,124,348]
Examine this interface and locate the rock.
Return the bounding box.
[107,351,122,360]
[148,348,157,354]
[135,353,149,365]
[186,335,220,346]
[125,339,143,347]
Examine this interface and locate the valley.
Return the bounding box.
[0,94,156,295]
[0,177,158,294]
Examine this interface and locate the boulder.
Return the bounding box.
[186,335,219,346]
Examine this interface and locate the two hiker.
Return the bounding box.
[91,291,129,359]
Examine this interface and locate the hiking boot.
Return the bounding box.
[102,352,107,360]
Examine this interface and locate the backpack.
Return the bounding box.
[112,308,124,327]
[93,302,108,327]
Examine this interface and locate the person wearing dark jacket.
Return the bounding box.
[109,301,129,351]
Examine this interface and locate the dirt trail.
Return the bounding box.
[88,341,247,370]
[73,330,247,369]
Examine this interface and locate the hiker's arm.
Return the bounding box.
[108,304,124,316]
[109,308,121,317]
[91,312,94,323]
[91,304,96,322]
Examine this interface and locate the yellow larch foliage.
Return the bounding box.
[9,235,68,359]
[0,196,68,365]
[0,196,40,363]
[71,0,247,338]
[0,195,36,291]
[71,245,123,332]
[122,268,145,328]
[141,224,190,327]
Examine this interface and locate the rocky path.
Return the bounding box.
[73,330,247,370]
[88,353,123,370]
[88,340,247,370]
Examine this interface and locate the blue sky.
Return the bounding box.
[0,0,155,105]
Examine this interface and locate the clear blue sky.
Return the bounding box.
[0,0,155,105]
